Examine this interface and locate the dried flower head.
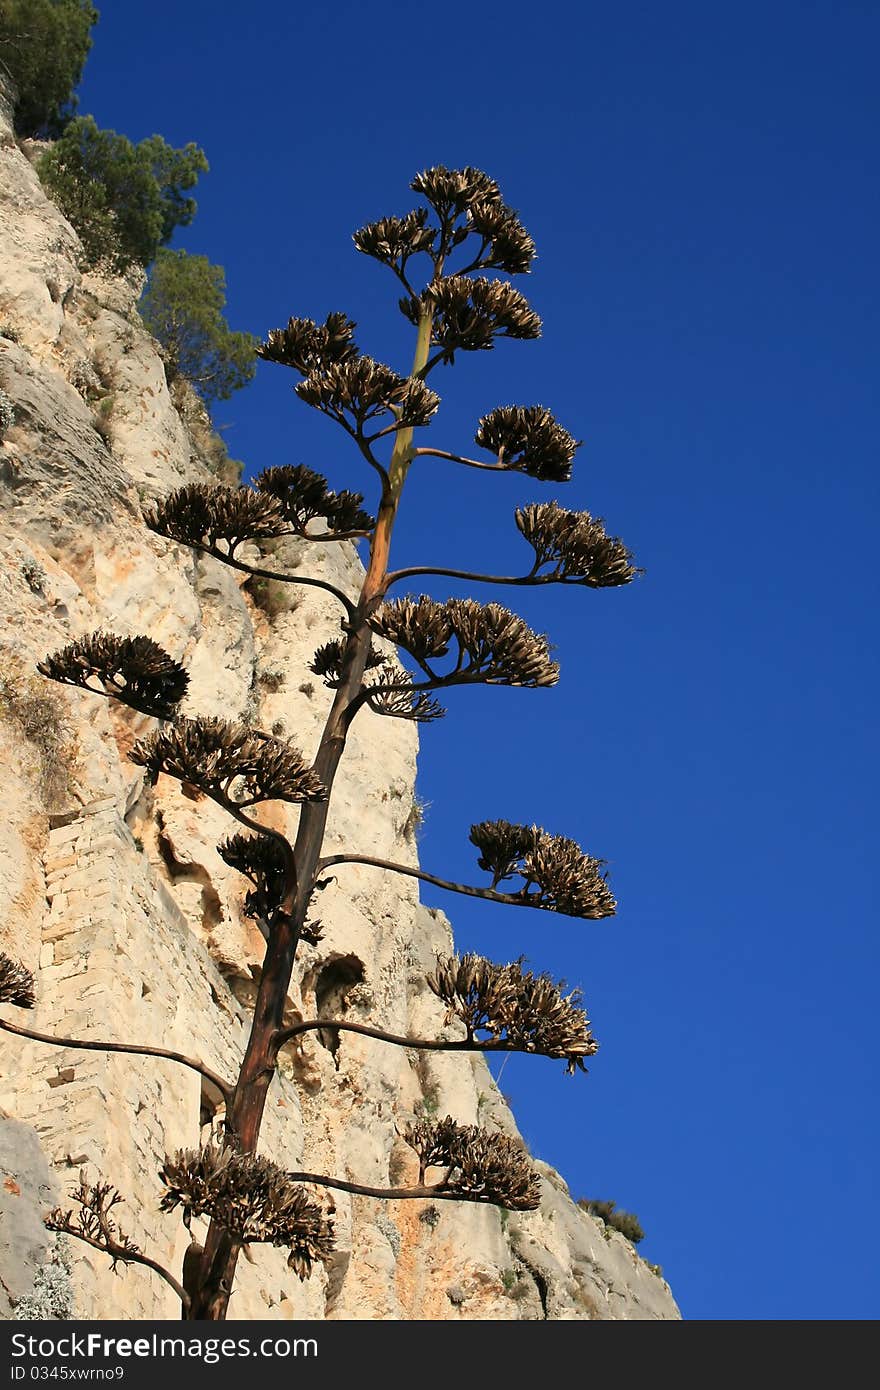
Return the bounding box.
[38,631,189,719]
[402,1117,541,1210]
[296,356,439,432]
[427,953,598,1074]
[368,595,453,665]
[257,312,358,375]
[401,277,541,360]
[369,597,558,687]
[364,662,446,724]
[160,1145,334,1278]
[515,501,639,586]
[217,832,287,922]
[145,483,286,556]
[353,208,436,267]
[410,166,503,219]
[475,406,580,482]
[130,718,326,807]
[309,638,386,688]
[469,820,616,918]
[0,952,35,1008]
[47,1173,141,1271]
[255,464,374,537]
[467,200,537,274]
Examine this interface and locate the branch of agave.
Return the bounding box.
[411,446,506,470]
[182,540,356,619]
[283,1172,517,1206]
[385,563,552,589]
[49,1221,191,1312]
[316,853,608,919]
[0,1016,232,1103]
[274,1016,581,1056]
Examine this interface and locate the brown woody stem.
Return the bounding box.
[286,1172,502,1205]
[53,1225,190,1311]
[317,852,565,915]
[188,307,436,1321]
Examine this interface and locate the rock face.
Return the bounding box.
[0,76,680,1322]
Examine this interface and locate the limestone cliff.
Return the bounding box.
[0,77,680,1321]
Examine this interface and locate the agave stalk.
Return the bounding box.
[186,308,435,1320]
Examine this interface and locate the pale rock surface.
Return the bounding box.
[0,75,679,1321]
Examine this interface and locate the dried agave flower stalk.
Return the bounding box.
[410,165,504,218]
[256,311,358,376]
[0,952,36,1008]
[369,596,558,687]
[295,357,439,433]
[145,483,287,556]
[401,1117,541,1210]
[311,639,444,721]
[38,631,189,719]
[160,1145,334,1278]
[427,952,597,1073]
[465,198,537,275]
[309,638,386,688]
[515,501,639,586]
[255,464,374,537]
[130,717,326,807]
[47,1174,141,1271]
[401,276,542,361]
[353,208,436,274]
[217,832,287,922]
[475,406,581,482]
[364,662,446,723]
[469,820,616,918]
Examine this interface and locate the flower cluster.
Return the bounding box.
[475,406,580,482]
[353,208,435,270]
[410,165,503,219]
[145,484,287,556]
[47,1174,141,1271]
[369,596,558,687]
[469,820,616,918]
[38,631,189,720]
[364,662,446,724]
[0,952,35,1008]
[515,501,639,586]
[217,832,287,923]
[255,464,374,537]
[160,1145,334,1279]
[401,1117,541,1210]
[427,952,597,1073]
[257,312,358,376]
[309,638,386,688]
[401,276,541,360]
[295,356,439,433]
[130,718,326,807]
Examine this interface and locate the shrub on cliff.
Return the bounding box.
[578,1198,646,1245]
[0,0,97,137]
[139,249,258,407]
[38,116,208,273]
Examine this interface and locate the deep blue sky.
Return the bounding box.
[77,2,878,1320]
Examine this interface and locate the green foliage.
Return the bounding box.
[577,1198,645,1245]
[38,117,208,273]
[0,0,97,137]
[139,249,257,406]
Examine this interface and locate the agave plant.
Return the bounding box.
[15,163,641,1321]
